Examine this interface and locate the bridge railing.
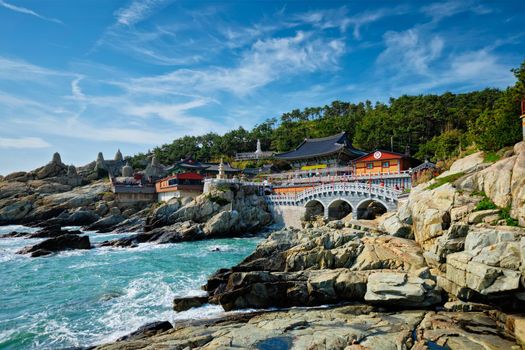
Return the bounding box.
[265,183,403,205]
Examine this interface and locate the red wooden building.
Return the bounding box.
[155,172,204,202]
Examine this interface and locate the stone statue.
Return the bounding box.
[122,162,133,177]
[255,139,262,154]
[51,152,62,164]
[67,165,77,176]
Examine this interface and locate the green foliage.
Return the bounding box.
[475,196,497,211]
[127,59,525,166]
[483,152,501,163]
[426,172,465,190]
[415,129,467,162]
[500,206,519,226]
[206,194,230,206]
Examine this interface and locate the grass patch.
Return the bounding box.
[483,151,500,163]
[500,206,519,226]
[475,196,497,211]
[427,172,465,190]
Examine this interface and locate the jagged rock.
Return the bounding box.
[377,211,412,238]
[364,271,441,307]
[351,235,426,271]
[413,311,519,350]
[406,183,456,250]
[203,210,240,236]
[0,199,33,223]
[439,151,485,178]
[423,223,469,270]
[43,182,110,208]
[4,171,29,182]
[116,321,173,342]
[100,221,204,247]
[468,209,500,224]
[173,296,208,312]
[88,215,126,232]
[17,234,91,257]
[94,305,521,350]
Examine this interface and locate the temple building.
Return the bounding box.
[274,132,366,170]
[110,162,157,203]
[352,150,417,176]
[156,172,204,202]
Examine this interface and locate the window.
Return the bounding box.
[367,163,373,169]
[382,161,390,168]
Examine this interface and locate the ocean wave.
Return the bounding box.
[0,225,39,235]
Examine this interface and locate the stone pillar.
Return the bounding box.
[51,152,62,164]
[217,158,226,179]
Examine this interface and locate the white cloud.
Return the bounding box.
[0,0,62,24]
[421,0,492,22]
[295,6,408,39]
[0,137,50,149]
[378,28,444,75]
[127,31,345,96]
[114,0,171,26]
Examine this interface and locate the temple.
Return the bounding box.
[274,132,366,170]
[156,172,204,202]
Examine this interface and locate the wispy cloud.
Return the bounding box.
[114,0,172,26]
[0,0,62,24]
[0,136,51,149]
[294,6,409,39]
[421,0,492,23]
[377,28,444,76]
[126,30,345,96]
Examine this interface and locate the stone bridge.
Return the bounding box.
[266,183,405,227]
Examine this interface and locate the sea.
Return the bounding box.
[0,225,261,349]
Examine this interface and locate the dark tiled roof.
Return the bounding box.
[275,132,366,160]
[203,163,241,172]
[411,160,437,172]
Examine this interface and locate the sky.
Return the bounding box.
[0,0,524,175]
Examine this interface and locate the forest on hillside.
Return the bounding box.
[129,59,525,168]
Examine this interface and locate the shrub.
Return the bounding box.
[207,195,230,206]
[483,151,500,163]
[500,206,519,226]
[475,197,497,211]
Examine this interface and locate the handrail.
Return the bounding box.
[265,182,402,205]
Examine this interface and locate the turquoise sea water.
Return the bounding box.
[0,225,261,349]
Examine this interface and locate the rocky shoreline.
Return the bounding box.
[95,143,525,349]
[2,144,525,348]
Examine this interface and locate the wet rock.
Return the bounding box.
[95,306,521,350]
[173,296,209,312]
[116,321,173,342]
[99,221,204,247]
[17,234,91,257]
[88,215,126,232]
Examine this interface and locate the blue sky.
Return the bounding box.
[0,0,524,175]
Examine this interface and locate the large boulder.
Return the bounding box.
[17,234,91,257]
[364,271,441,307]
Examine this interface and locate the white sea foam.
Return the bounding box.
[0,225,39,235]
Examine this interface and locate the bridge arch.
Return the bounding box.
[303,199,325,221]
[327,198,354,221]
[356,198,388,220]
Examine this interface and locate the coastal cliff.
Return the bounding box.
[97,143,525,350]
